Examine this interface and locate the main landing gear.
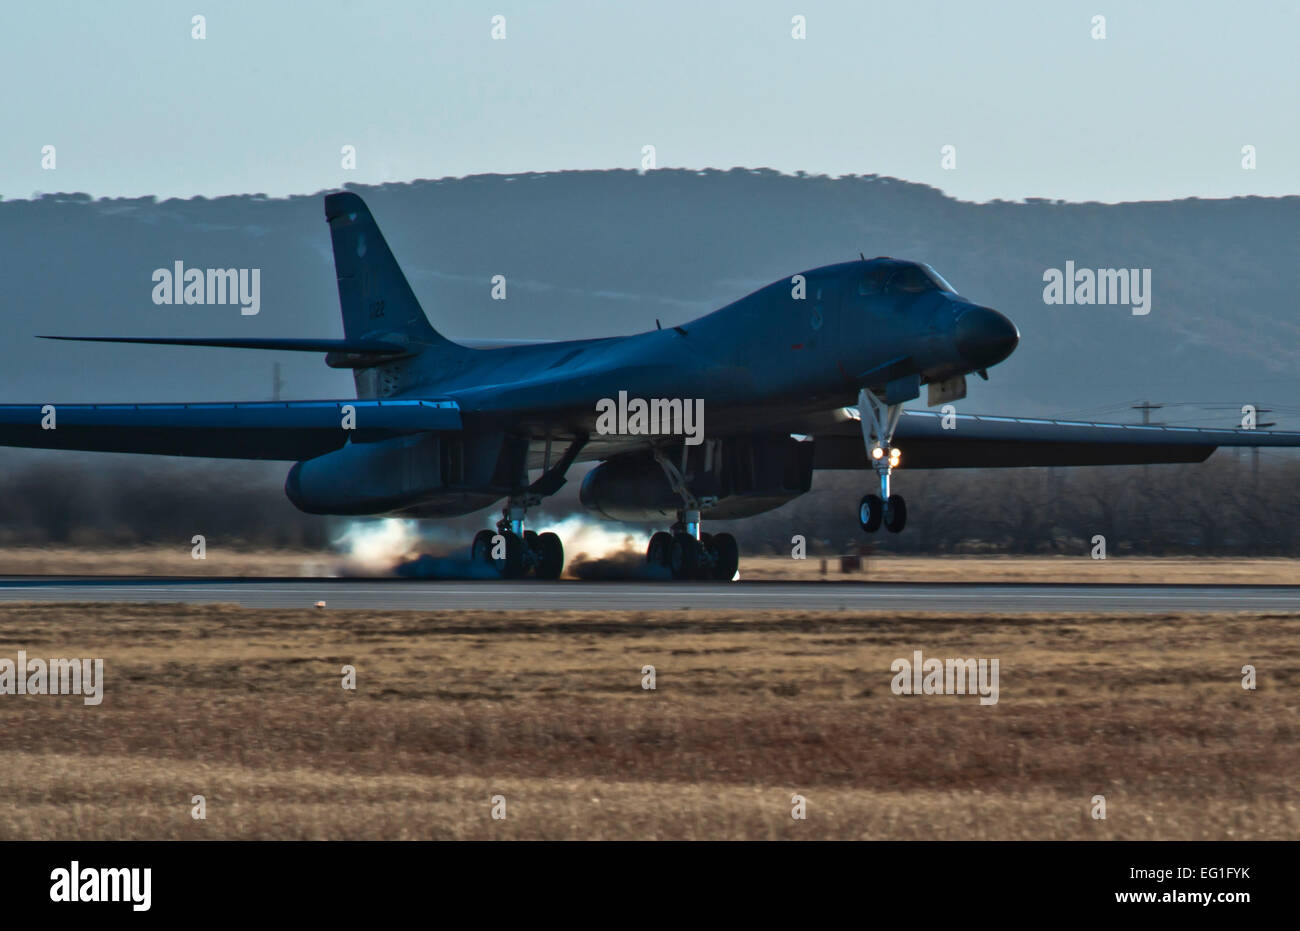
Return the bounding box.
[645,516,740,581]
[471,499,565,580]
[643,448,740,581]
[857,387,907,534]
[468,434,588,580]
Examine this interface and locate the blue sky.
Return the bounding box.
[3,0,1297,203]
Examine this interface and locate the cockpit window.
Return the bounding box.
[859,260,957,297]
[919,263,957,293]
[885,265,938,294]
[858,264,893,295]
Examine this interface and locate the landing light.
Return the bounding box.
[890,448,902,466]
[871,446,885,460]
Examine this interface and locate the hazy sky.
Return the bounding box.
[3,0,1297,203]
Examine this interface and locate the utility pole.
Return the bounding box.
[1131,400,1163,426]
[1244,404,1275,488]
[1131,400,1163,548]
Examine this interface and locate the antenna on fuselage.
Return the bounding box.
[859,252,866,261]
[656,319,661,330]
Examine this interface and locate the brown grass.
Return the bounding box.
[0,601,1296,839]
[0,546,334,577]
[3,545,1299,585]
[739,554,1300,584]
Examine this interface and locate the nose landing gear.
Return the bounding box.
[857,387,907,534]
[859,492,906,534]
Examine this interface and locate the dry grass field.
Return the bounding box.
[738,554,1300,584]
[0,599,1296,839]
[2,544,1299,585]
[0,546,337,578]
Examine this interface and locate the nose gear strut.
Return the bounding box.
[857,387,907,533]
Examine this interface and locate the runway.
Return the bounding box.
[0,577,1296,612]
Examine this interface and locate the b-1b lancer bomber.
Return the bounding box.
[4,192,1298,580]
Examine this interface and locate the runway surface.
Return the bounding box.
[0,577,1297,612]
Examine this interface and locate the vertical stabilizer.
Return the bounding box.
[323,191,468,396]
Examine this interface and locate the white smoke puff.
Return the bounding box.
[333,518,424,573]
[544,514,648,561]
[332,513,649,577]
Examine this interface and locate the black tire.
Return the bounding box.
[520,529,541,578]
[884,494,907,533]
[712,532,739,581]
[492,531,526,578]
[471,529,496,564]
[536,531,564,580]
[670,532,702,580]
[859,494,883,533]
[698,532,715,578]
[647,531,673,567]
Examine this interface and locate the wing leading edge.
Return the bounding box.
[0,399,461,460]
[812,408,1300,469]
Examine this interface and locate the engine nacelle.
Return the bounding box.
[579,455,679,521]
[285,433,509,517]
[579,437,814,522]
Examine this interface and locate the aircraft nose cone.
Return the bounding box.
[955,306,1019,369]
